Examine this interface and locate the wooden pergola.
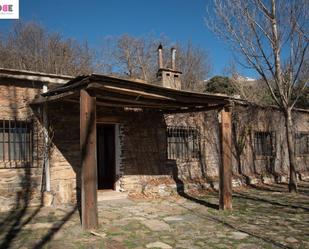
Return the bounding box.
[34,74,233,230]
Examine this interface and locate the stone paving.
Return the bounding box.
[0,181,308,249]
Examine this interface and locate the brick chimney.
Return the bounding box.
[156,45,182,90]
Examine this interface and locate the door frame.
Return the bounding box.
[96,121,121,191]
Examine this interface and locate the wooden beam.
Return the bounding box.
[80,89,98,230]
[95,95,192,109]
[95,100,170,109]
[97,116,122,123]
[32,91,77,104]
[219,106,232,210]
[91,89,209,108]
[94,85,175,100]
[163,104,226,114]
[94,94,178,108]
[87,81,228,105]
[67,93,225,114]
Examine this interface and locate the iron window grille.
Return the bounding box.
[254,131,275,156]
[295,132,309,155]
[0,119,32,165]
[167,126,201,160]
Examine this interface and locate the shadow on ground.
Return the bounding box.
[0,181,308,249]
[162,175,309,249]
[0,182,78,249]
[195,181,309,249]
[172,168,219,210]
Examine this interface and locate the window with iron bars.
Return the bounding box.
[167,126,201,160]
[254,131,275,156]
[0,119,32,165]
[295,132,309,155]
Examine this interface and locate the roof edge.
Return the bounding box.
[0,67,74,84]
[233,99,309,113]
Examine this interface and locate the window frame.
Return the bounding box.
[253,131,276,158]
[295,132,309,156]
[166,126,201,161]
[0,119,33,167]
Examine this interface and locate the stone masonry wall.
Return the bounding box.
[121,111,222,196]
[232,105,309,181]
[98,109,168,194]
[97,106,309,196]
[47,101,80,205]
[46,106,169,203]
[0,78,44,211]
[120,111,167,176]
[165,111,221,180]
[164,106,309,189]
[43,102,309,200]
[47,104,168,204]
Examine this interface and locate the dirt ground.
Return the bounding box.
[0,181,308,249]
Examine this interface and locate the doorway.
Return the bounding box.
[97,124,116,190]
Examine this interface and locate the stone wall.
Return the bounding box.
[47,101,80,205]
[0,78,44,211]
[120,111,167,175]
[165,111,221,181]
[120,111,222,196]
[116,111,168,193]
[46,106,169,203]
[165,105,309,188]
[231,105,309,180]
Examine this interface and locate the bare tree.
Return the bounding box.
[207,0,309,192]
[100,34,212,91]
[114,34,158,81]
[100,34,162,81]
[176,41,212,91]
[0,22,94,75]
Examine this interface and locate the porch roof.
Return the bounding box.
[33,73,231,113]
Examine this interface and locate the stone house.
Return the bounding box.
[0,50,308,229]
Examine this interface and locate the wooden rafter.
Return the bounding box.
[34,74,230,110]
[163,104,226,114]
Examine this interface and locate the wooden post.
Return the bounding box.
[219,106,232,210]
[80,89,98,230]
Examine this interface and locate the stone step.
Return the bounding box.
[97,190,128,201]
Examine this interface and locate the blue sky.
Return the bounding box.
[0,0,256,78]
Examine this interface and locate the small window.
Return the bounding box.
[0,120,32,163]
[254,131,275,156]
[167,126,200,160]
[295,132,309,155]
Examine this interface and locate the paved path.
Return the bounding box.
[0,181,308,249]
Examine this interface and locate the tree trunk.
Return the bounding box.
[284,108,298,192]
